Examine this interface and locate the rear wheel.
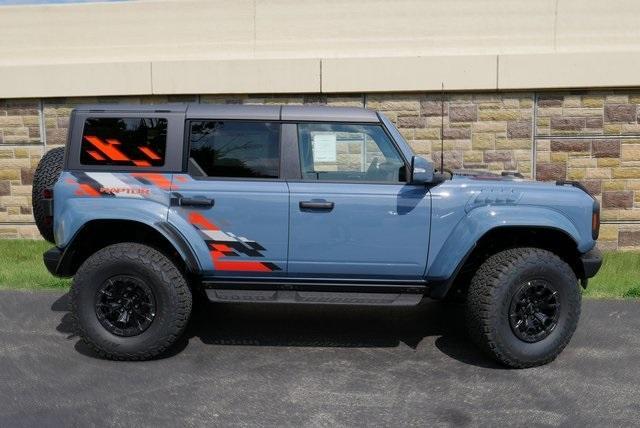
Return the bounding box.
[32,147,65,243]
[466,247,581,368]
[71,243,192,360]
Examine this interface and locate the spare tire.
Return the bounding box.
[32,147,65,243]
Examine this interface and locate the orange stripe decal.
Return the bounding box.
[138,146,162,160]
[84,136,130,161]
[215,261,273,272]
[132,160,152,167]
[131,173,172,190]
[76,183,101,197]
[188,212,219,231]
[87,150,106,161]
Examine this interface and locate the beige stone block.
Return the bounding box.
[603,181,626,191]
[14,148,29,158]
[600,210,618,221]
[621,145,640,161]
[514,150,531,161]
[0,170,20,180]
[621,161,640,168]
[0,116,23,126]
[567,168,585,179]
[464,151,483,162]
[0,159,29,169]
[410,140,431,154]
[537,107,563,117]
[583,96,605,108]
[472,121,506,133]
[17,225,39,239]
[519,98,534,108]
[606,95,629,104]
[11,185,31,196]
[585,168,611,179]
[414,128,440,140]
[626,179,640,190]
[621,124,640,134]
[326,96,364,107]
[599,224,618,241]
[0,196,28,206]
[495,138,530,150]
[536,140,550,151]
[472,133,495,150]
[551,152,567,162]
[562,96,582,108]
[502,98,520,109]
[613,167,640,178]
[478,109,521,121]
[518,162,531,174]
[364,96,420,112]
[562,108,602,117]
[536,152,550,162]
[598,158,620,167]
[399,129,413,140]
[618,210,640,221]
[604,124,622,134]
[568,158,597,168]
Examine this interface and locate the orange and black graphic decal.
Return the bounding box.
[67,172,172,197]
[82,136,164,168]
[187,211,281,272]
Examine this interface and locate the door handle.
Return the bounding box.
[299,201,334,211]
[177,197,215,208]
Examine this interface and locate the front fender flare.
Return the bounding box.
[426,205,583,298]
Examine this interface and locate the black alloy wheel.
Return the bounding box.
[95,275,157,337]
[509,279,560,343]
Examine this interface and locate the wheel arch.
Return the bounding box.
[428,224,584,300]
[55,219,200,277]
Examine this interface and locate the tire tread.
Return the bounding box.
[70,242,192,361]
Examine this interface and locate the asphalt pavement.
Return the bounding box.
[0,290,638,427]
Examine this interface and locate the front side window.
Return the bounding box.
[298,123,406,182]
[81,117,167,167]
[188,121,280,179]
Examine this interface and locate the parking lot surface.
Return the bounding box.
[0,290,638,427]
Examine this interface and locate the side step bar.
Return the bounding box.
[201,279,428,306]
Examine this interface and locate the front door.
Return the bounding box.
[169,120,288,276]
[287,122,431,279]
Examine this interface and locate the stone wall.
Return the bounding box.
[1,91,639,249]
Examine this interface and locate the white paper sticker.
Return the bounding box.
[312,133,337,162]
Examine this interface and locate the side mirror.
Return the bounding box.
[410,156,434,184]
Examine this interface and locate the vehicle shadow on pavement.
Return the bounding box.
[51,293,505,369]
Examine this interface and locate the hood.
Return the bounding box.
[451,169,526,182]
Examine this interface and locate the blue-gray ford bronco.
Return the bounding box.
[33,104,602,367]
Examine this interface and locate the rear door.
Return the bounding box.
[287,122,431,279]
[168,119,289,276]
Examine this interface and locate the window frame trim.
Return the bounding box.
[67,111,185,173]
[292,121,411,185]
[183,119,285,182]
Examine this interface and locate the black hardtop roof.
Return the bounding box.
[73,103,380,123]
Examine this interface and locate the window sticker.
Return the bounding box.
[311,133,337,163]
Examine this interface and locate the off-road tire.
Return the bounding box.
[71,243,192,360]
[32,146,65,243]
[466,247,581,368]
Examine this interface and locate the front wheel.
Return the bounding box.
[70,243,192,360]
[466,248,581,368]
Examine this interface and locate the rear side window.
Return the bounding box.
[80,117,167,167]
[188,121,280,179]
